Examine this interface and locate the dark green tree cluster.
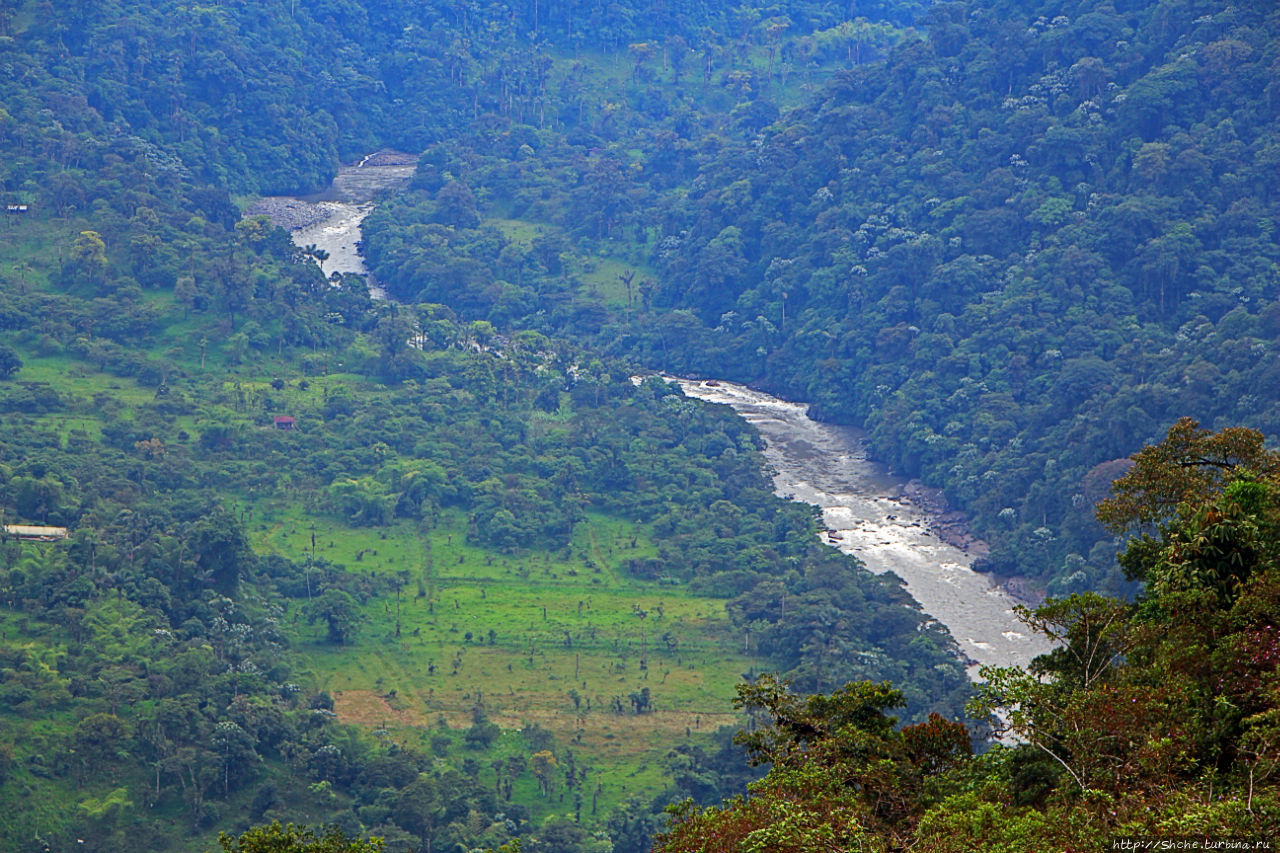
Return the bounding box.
[638,0,1280,595]
[0,0,914,207]
[658,421,1280,851]
[215,822,382,853]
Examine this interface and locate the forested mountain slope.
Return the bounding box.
[645,0,1280,594]
[352,0,1280,596]
[4,0,1276,848]
[657,421,1280,850]
[0,1,977,851]
[1,0,913,195]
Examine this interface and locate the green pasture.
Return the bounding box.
[14,354,152,400]
[489,217,545,245]
[0,215,70,291]
[576,255,654,308]
[485,215,654,309]
[252,504,756,820]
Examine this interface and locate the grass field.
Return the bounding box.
[487,215,655,309]
[251,504,758,820]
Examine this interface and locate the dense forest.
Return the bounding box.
[658,421,1280,849]
[0,0,957,850]
[646,0,1280,599]
[1,0,1278,850]
[358,0,1280,600]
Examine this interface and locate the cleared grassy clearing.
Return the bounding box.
[485,214,655,308]
[251,504,757,820]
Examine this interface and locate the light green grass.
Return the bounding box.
[489,217,546,245]
[577,255,654,307]
[17,354,136,393]
[485,215,654,309]
[0,216,72,292]
[252,505,757,821]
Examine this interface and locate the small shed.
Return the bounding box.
[4,524,69,541]
[273,416,296,430]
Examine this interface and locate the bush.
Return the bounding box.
[0,344,21,378]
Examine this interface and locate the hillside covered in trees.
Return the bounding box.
[359,0,1280,600]
[1,0,1278,850]
[643,0,1280,600]
[658,421,1280,850]
[0,0,960,851]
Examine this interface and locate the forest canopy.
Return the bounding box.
[1,0,1278,850]
[659,422,1280,850]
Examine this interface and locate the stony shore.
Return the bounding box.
[243,197,340,231]
[895,480,1045,605]
[897,480,989,556]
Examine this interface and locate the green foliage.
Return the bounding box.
[216,822,383,853]
[659,677,970,851]
[662,424,1280,850]
[0,154,964,853]
[631,0,1280,594]
[0,343,21,378]
[306,589,363,645]
[1097,418,1280,533]
[77,786,134,820]
[732,675,904,764]
[359,0,1280,600]
[10,0,1280,849]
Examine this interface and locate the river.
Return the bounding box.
[257,158,1050,676]
[675,378,1052,674]
[246,151,416,298]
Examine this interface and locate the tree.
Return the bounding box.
[434,180,480,228]
[530,749,557,797]
[72,713,129,779]
[216,822,383,853]
[174,275,198,318]
[732,675,903,764]
[189,509,256,595]
[306,589,363,644]
[391,776,446,843]
[658,677,970,852]
[627,41,657,83]
[969,460,1280,834]
[0,343,21,378]
[70,229,108,286]
[1097,418,1280,532]
[211,720,259,795]
[465,717,501,749]
[628,686,651,714]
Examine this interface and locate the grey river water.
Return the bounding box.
[248,152,415,297]
[674,378,1052,674]
[255,157,1050,677]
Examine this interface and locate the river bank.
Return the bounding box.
[674,377,1053,672]
[244,150,415,284]
[255,157,1051,673]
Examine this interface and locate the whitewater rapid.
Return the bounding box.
[675,378,1051,674]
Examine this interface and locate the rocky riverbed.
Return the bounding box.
[243,151,415,289]
[244,196,339,231]
[897,480,989,558]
